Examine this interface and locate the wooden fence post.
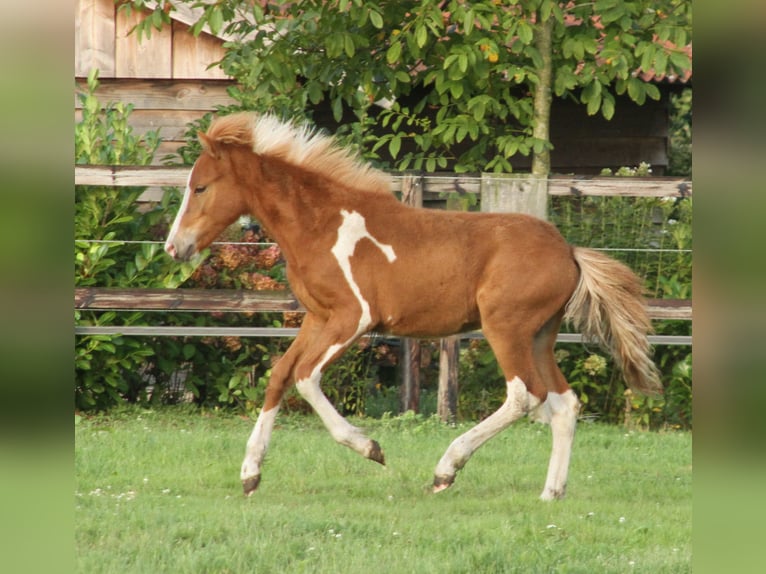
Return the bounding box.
[480,173,549,220]
[399,173,423,413]
[434,192,471,423]
[437,335,460,423]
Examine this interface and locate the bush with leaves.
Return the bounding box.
[75,71,196,410]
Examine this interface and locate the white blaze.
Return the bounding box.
[164,171,193,254]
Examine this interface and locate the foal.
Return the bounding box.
[165,112,661,500]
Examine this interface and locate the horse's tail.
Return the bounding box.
[565,247,662,396]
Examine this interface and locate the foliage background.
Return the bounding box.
[124,0,691,173]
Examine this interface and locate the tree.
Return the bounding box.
[125,0,691,174]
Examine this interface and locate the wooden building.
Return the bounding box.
[75,0,237,162]
[75,0,687,173]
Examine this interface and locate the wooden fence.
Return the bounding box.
[75,166,692,417]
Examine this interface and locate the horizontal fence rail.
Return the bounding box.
[74,288,692,346]
[75,165,692,198]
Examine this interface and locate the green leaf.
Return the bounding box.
[344,34,355,58]
[395,70,411,84]
[386,41,402,64]
[644,82,660,101]
[183,344,196,360]
[640,43,656,74]
[208,7,223,35]
[601,93,615,120]
[517,21,533,45]
[627,78,646,105]
[653,50,668,76]
[307,81,323,105]
[587,92,602,116]
[151,9,163,30]
[332,96,343,122]
[369,11,384,29]
[464,10,475,36]
[669,51,691,72]
[416,25,428,49]
[541,0,554,21]
[389,135,402,159]
[458,53,468,73]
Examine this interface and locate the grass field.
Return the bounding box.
[75,408,691,573]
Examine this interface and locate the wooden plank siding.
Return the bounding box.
[74,77,237,165]
[171,21,229,79]
[74,78,236,110]
[76,0,229,80]
[76,0,234,163]
[115,6,173,78]
[75,0,116,77]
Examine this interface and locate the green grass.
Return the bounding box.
[75,408,691,573]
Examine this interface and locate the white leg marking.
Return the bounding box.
[331,210,396,334]
[539,389,580,501]
[164,171,193,255]
[296,370,376,458]
[434,377,537,490]
[240,404,280,482]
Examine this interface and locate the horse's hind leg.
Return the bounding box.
[433,327,542,492]
[532,314,581,500]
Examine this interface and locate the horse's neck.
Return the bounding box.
[244,165,395,265]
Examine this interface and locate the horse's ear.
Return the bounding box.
[198,132,220,159]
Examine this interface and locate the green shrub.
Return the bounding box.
[75,71,198,410]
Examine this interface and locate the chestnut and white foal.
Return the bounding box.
[164,112,661,499]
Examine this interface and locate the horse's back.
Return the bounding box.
[355,205,578,337]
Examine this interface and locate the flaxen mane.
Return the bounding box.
[206,112,390,193]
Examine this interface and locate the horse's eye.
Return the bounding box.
[194,185,207,194]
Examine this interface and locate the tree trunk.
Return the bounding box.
[531,15,554,177]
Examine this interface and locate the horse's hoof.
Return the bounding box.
[242,475,261,497]
[368,440,386,466]
[540,487,566,501]
[432,475,454,493]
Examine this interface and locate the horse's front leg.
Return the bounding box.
[240,343,301,496]
[293,327,385,465]
[240,315,384,496]
[240,315,320,496]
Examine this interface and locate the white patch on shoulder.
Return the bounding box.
[331,209,397,334]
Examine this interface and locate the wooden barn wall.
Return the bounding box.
[75,0,228,80]
[74,78,238,162]
[75,0,234,163]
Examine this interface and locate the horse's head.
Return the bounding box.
[165,132,250,261]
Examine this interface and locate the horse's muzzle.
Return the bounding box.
[164,240,195,262]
